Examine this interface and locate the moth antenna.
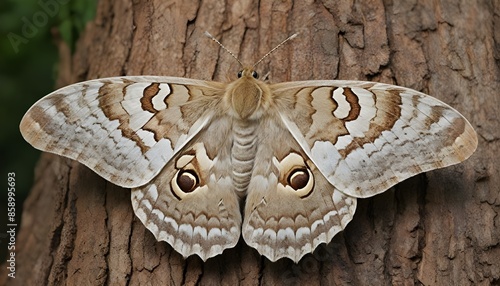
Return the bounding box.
[252,33,298,68]
[204,31,243,67]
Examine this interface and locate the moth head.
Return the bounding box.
[237,68,259,80]
[230,67,264,119]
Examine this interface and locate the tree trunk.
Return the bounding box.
[3,0,499,285]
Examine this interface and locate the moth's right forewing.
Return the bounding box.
[271,80,478,198]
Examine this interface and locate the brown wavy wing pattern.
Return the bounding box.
[272,80,478,198]
[20,76,226,188]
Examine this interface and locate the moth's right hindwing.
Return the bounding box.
[20,76,225,188]
[242,116,357,263]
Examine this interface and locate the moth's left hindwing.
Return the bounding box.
[20,76,225,188]
[131,115,242,261]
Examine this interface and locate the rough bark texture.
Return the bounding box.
[3,0,499,285]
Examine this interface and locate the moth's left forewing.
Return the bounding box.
[20,76,225,188]
[271,80,478,198]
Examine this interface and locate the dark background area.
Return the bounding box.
[0,0,97,262]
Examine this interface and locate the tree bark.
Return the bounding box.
[3,0,499,285]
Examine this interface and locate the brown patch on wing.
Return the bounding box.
[98,81,150,153]
[140,82,161,113]
[343,88,361,121]
[304,87,350,144]
[339,89,402,158]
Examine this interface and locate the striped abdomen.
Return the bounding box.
[231,119,258,194]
